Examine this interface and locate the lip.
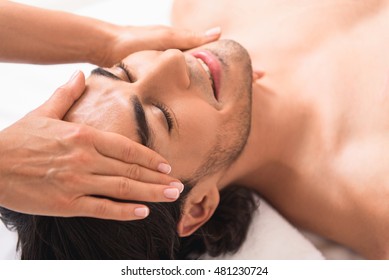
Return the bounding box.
[190,50,221,101]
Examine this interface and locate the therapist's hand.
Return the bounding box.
[97,25,222,67]
[0,71,183,221]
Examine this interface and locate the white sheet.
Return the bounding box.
[0,0,357,260]
[202,198,324,260]
[0,222,18,260]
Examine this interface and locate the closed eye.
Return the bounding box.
[118,63,174,133]
[153,102,174,133]
[118,62,136,82]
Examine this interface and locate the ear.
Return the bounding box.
[177,181,220,237]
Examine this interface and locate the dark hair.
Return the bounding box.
[0,184,258,259]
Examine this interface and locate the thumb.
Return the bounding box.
[29,71,86,119]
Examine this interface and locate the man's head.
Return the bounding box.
[0,40,258,259]
[66,39,253,236]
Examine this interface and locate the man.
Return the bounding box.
[3,0,389,259]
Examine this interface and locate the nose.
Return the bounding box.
[139,49,190,95]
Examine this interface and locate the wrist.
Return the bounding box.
[88,22,119,67]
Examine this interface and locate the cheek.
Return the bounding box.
[176,99,220,144]
[161,101,221,178]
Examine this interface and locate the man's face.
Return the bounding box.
[66,40,253,182]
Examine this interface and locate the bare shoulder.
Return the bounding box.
[171,0,389,28]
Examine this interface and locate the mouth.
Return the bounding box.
[190,50,221,101]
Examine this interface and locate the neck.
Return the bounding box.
[219,81,319,192]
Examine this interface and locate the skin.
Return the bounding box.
[172,0,389,258]
[0,1,222,220]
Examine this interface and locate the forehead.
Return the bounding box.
[66,74,140,140]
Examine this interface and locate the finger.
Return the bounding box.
[83,175,183,202]
[71,196,150,221]
[92,129,172,174]
[29,71,86,119]
[162,26,222,50]
[93,156,180,186]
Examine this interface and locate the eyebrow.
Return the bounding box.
[91,67,154,149]
[131,95,154,149]
[91,67,121,81]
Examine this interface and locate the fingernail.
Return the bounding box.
[134,207,149,218]
[69,70,80,82]
[169,181,184,193]
[205,26,221,37]
[164,188,180,200]
[158,163,172,174]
